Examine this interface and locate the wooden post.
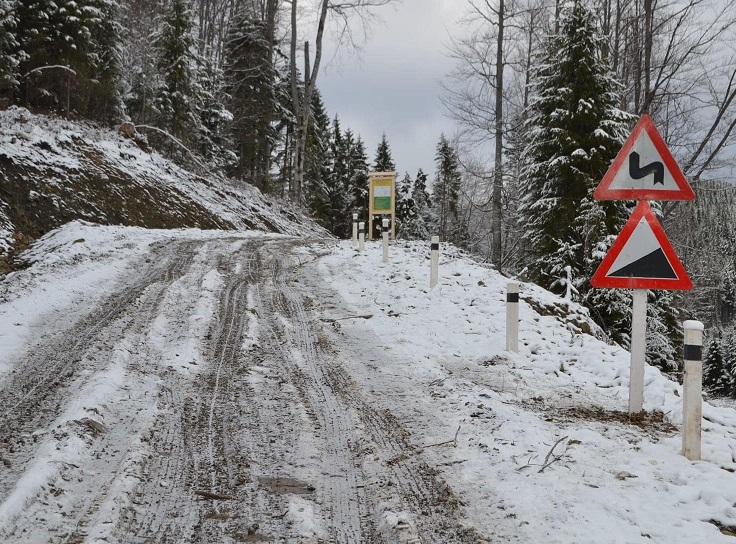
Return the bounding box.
[352,213,358,246]
[382,218,389,263]
[358,222,365,253]
[430,236,439,288]
[506,282,519,352]
[629,289,647,414]
[682,320,704,461]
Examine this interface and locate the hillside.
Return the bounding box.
[0,107,326,271]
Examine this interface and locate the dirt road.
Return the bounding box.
[0,237,478,543]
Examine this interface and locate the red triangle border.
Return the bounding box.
[594,114,695,201]
[591,201,692,290]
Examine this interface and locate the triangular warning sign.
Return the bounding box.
[594,114,694,201]
[591,201,692,290]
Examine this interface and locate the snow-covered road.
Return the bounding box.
[0,227,475,543]
[2,223,736,543]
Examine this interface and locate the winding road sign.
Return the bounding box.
[594,114,694,201]
[591,201,692,290]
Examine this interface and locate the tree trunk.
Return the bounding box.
[290,0,329,205]
[491,0,504,268]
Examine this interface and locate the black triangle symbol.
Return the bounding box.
[609,248,677,279]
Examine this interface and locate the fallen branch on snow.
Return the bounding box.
[195,490,233,501]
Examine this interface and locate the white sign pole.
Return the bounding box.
[358,222,365,253]
[382,218,389,263]
[352,213,358,246]
[629,288,647,413]
[430,236,439,288]
[506,282,519,352]
[682,320,704,461]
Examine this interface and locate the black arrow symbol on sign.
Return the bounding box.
[629,151,664,185]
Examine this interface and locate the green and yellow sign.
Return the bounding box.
[368,171,396,240]
[373,180,392,210]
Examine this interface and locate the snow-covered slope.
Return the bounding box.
[0,107,327,267]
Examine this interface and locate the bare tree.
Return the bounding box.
[288,0,398,204]
[440,0,550,269]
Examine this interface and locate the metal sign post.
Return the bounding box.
[629,289,647,412]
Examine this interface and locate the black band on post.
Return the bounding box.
[507,292,519,303]
[684,344,702,361]
[431,243,439,251]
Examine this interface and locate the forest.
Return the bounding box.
[1,0,736,395]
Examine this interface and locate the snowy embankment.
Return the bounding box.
[0,107,325,261]
[314,239,736,542]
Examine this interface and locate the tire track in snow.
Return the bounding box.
[270,240,481,544]
[0,241,197,541]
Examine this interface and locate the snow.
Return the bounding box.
[1,224,736,541]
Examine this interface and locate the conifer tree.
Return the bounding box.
[373,133,395,172]
[345,136,369,223]
[394,172,416,238]
[406,168,433,239]
[86,0,125,121]
[519,0,639,347]
[433,134,462,243]
[152,0,204,154]
[224,6,277,187]
[304,91,332,221]
[121,0,160,126]
[0,0,19,98]
[726,331,736,398]
[14,0,122,119]
[703,333,731,396]
[305,105,349,238]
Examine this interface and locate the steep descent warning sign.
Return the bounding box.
[594,114,694,201]
[591,201,692,290]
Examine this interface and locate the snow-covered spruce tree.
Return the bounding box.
[305,92,343,234]
[725,330,736,399]
[14,0,121,119]
[373,133,395,172]
[394,172,416,238]
[345,135,370,224]
[519,0,643,347]
[152,0,205,157]
[433,134,462,244]
[0,0,19,99]
[86,0,125,121]
[120,0,160,126]
[196,57,234,171]
[703,333,731,396]
[405,168,433,240]
[224,6,277,188]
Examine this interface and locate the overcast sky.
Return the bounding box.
[319,0,462,180]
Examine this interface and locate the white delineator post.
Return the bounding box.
[382,218,389,263]
[629,289,647,413]
[352,213,358,246]
[682,320,704,461]
[358,222,365,252]
[506,282,519,352]
[429,236,439,288]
